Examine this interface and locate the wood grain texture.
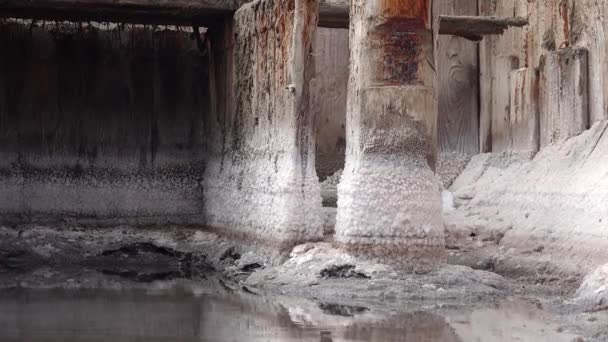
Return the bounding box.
[0,0,349,27]
[335,0,445,268]
[478,32,493,152]
[482,0,527,153]
[508,67,540,154]
[435,0,479,155]
[539,48,589,148]
[438,15,527,41]
[318,0,348,28]
[311,28,348,180]
[0,0,241,25]
[479,0,607,152]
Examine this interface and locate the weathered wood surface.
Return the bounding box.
[480,0,607,152]
[0,0,349,27]
[434,0,479,155]
[490,55,521,152]
[311,28,348,180]
[540,48,589,148]
[318,0,348,28]
[0,0,240,25]
[439,15,528,41]
[479,0,528,153]
[0,0,244,12]
[336,0,445,268]
[203,0,325,249]
[508,67,540,154]
[0,21,211,222]
[478,26,492,152]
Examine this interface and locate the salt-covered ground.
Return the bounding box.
[2,123,608,340]
[442,121,608,315]
[0,221,607,340]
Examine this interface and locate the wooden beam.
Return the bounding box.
[0,0,237,25]
[0,0,246,13]
[439,15,528,41]
[0,0,349,27]
[318,0,348,28]
[336,0,445,269]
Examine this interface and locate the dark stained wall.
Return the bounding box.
[311,27,348,181]
[0,21,211,225]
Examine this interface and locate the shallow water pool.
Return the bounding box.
[0,281,581,342]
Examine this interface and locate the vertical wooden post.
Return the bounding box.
[435,0,479,155]
[479,0,528,153]
[508,67,540,154]
[335,0,445,269]
[540,48,589,148]
[478,0,492,153]
[203,0,323,255]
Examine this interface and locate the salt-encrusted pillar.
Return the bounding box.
[203,0,323,256]
[335,0,446,269]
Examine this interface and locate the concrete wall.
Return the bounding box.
[311,27,348,181]
[0,21,210,225]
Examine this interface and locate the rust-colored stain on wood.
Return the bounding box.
[377,0,429,30]
[376,32,422,85]
[370,0,430,85]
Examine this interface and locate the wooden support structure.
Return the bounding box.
[508,68,540,154]
[335,0,445,269]
[0,0,237,25]
[318,0,348,28]
[0,0,349,27]
[435,0,479,155]
[540,48,589,148]
[439,15,529,41]
[478,1,530,153]
[1,3,533,33]
[202,0,324,251]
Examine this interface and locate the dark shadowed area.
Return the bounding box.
[0,21,211,226]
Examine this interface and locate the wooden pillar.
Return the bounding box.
[540,48,589,148]
[335,0,445,269]
[203,0,323,255]
[508,67,540,154]
[479,0,528,153]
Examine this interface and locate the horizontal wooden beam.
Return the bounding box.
[318,0,348,28]
[0,0,244,26]
[439,15,528,41]
[0,0,350,27]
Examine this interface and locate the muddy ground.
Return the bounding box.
[0,224,606,341]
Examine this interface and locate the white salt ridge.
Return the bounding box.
[450,121,608,272]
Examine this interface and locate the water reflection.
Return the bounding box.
[0,280,579,342]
